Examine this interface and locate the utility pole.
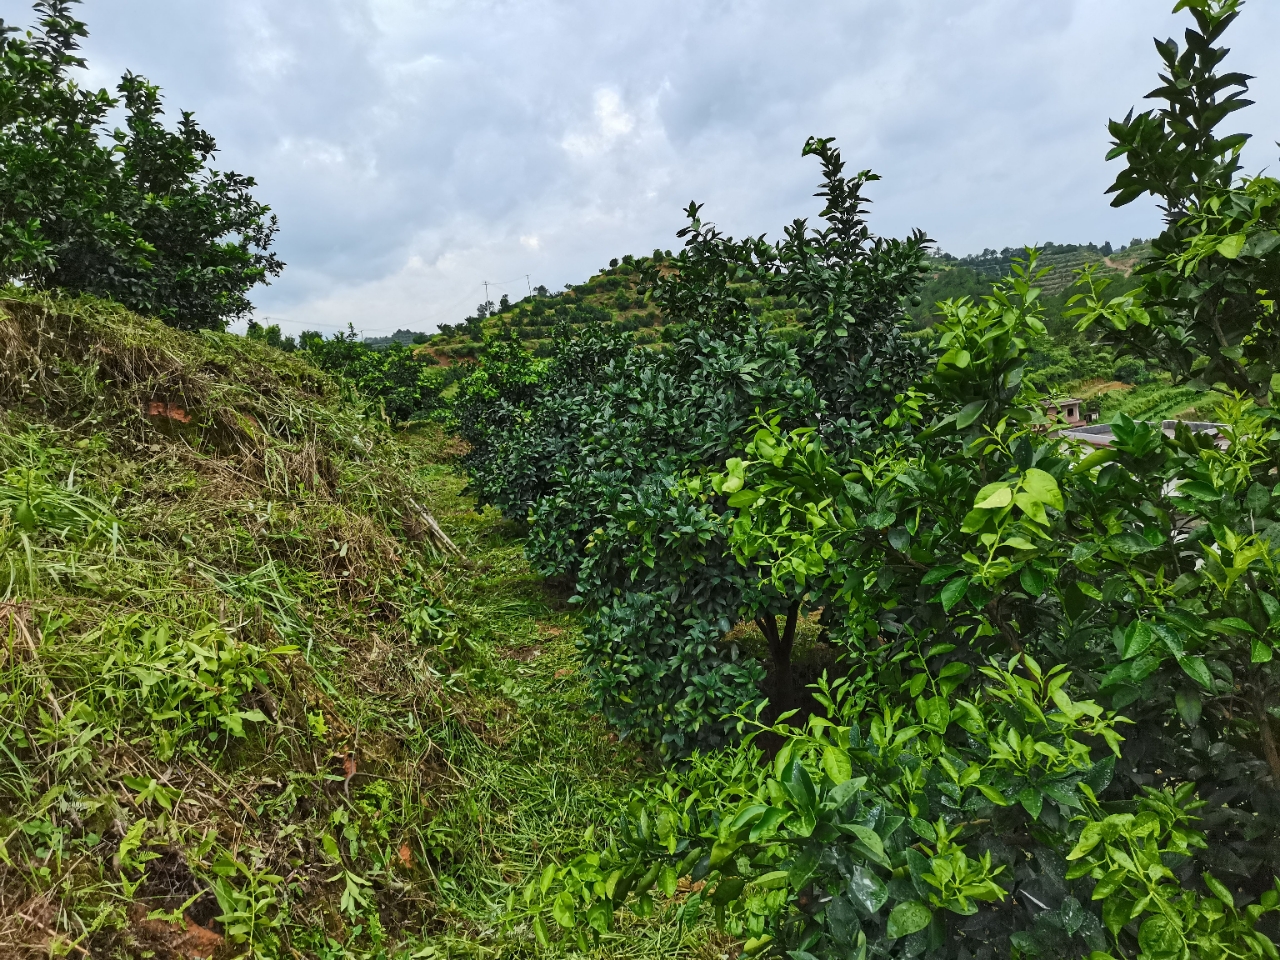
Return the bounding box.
[525,274,531,297]
[483,280,489,306]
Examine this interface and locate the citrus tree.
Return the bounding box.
[0,1,282,329]
[519,1,1280,956]
[455,139,934,752]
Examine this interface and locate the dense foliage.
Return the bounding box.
[456,138,935,753]
[299,327,449,424]
[0,1,281,330]
[459,1,1280,957]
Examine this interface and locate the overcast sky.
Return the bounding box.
[14,0,1280,336]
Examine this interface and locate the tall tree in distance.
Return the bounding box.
[0,1,282,330]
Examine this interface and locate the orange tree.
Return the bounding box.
[518,2,1280,957]
[455,140,934,754]
[0,1,281,329]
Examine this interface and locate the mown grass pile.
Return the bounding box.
[0,289,714,959]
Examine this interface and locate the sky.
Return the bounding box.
[11,0,1280,337]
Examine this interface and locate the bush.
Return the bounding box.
[516,3,1280,957]
[300,328,445,423]
[0,1,281,330]
[1113,356,1148,384]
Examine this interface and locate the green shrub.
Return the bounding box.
[299,328,446,423]
[0,2,281,330]
[515,2,1280,956]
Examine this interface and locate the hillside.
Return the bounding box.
[0,291,711,959]
[425,241,1150,358]
[423,252,813,362]
[423,238,1202,420]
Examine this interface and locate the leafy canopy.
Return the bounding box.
[0,1,282,330]
[496,1,1280,958]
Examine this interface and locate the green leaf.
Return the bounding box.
[845,825,889,867]
[1021,468,1063,509]
[1203,872,1235,908]
[783,759,817,812]
[824,777,866,811]
[886,900,932,939]
[1216,233,1246,259]
[1213,617,1255,635]
[1017,787,1043,820]
[1177,480,1219,501]
[1102,895,1136,936]
[1106,531,1156,555]
[1261,592,1280,627]
[1138,914,1183,959]
[788,849,819,889]
[709,841,738,868]
[533,915,551,947]
[1067,822,1104,860]
[1020,565,1047,596]
[585,900,612,934]
[1175,689,1202,728]
[1253,639,1274,664]
[974,783,1009,806]
[974,483,1012,510]
[1091,867,1127,901]
[922,564,961,585]
[1177,655,1214,689]
[956,399,987,428]
[1077,582,1103,601]
[1122,621,1154,659]
[659,865,678,898]
[909,818,937,842]
[940,577,969,613]
[847,864,889,914]
[13,500,36,532]
[822,745,852,785]
[749,807,790,841]
[552,891,576,928]
[727,489,760,509]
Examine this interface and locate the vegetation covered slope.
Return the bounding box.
[423,242,1201,419]
[0,290,713,959]
[452,2,1280,957]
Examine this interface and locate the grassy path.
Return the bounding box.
[393,446,721,958]
[0,291,718,958]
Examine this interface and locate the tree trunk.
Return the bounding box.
[757,600,801,717]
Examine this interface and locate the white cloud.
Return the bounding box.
[562,88,640,158]
[57,0,1280,335]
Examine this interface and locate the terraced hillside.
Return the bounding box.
[422,252,813,362]
[423,241,1152,363]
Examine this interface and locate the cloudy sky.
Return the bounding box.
[22,0,1280,337]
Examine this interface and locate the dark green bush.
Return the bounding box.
[300,328,445,423]
[0,1,281,330]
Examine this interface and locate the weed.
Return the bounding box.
[0,291,708,958]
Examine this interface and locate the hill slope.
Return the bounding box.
[0,291,710,959]
[425,242,1151,360]
[423,239,1202,419]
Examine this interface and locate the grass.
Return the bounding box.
[0,289,719,960]
[1099,381,1202,421]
